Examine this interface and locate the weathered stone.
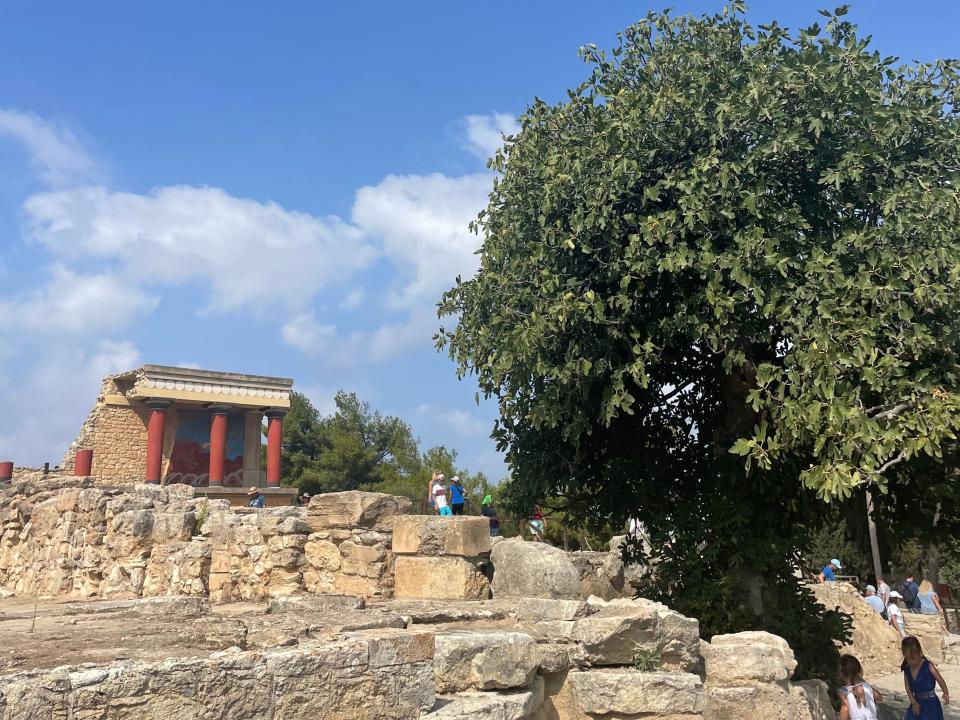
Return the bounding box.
[424,677,544,720]
[394,556,490,600]
[571,599,660,665]
[568,670,705,716]
[490,537,580,599]
[704,631,797,685]
[267,594,366,614]
[304,538,341,572]
[704,683,837,720]
[434,632,539,692]
[517,597,590,622]
[393,515,491,557]
[306,491,412,532]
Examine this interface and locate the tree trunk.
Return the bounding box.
[866,489,883,584]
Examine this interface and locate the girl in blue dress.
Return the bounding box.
[901,636,950,720]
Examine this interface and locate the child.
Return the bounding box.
[432,475,452,516]
[838,654,882,720]
[901,636,950,719]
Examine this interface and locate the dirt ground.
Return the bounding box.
[873,664,959,719]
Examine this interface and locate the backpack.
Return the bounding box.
[899,581,916,606]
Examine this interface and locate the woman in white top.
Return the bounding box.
[838,654,882,720]
[433,477,451,516]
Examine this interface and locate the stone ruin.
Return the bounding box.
[0,474,878,718]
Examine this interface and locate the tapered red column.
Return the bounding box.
[266,410,286,487]
[208,406,230,487]
[145,400,171,484]
[74,449,93,476]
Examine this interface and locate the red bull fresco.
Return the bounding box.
[165,409,245,486]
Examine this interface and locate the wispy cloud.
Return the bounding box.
[463,112,520,160]
[0,109,104,188]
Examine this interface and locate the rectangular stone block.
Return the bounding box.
[394,556,490,600]
[392,515,491,557]
[306,491,412,532]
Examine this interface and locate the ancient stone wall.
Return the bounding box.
[0,480,410,602]
[0,629,435,720]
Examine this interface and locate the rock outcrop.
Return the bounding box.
[491,537,581,599]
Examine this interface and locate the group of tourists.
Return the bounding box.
[837,638,949,719]
[860,574,950,637]
[426,472,500,536]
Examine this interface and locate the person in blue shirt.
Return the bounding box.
[864,585,887,616]
[450,476,466,515]
[818,558,842,583]
[248,487,266,509]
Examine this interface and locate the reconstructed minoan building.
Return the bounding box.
[64,365,293,501]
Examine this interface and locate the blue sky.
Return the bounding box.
[0,1,957,479]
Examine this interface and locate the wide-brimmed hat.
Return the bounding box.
[247,486,260,495]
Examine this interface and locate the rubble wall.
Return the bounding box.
[0,479,410,602]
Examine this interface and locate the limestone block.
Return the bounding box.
[306,491,412,532]
[151,511,196,543]
[903,614,945,664]
[334,573,383,597]
[424,678,544,720]
[339,539,387,564]
[704,631,797,685]
[793,680,839,720]
[268,594,366,614]
[704,684,831,720]
[571,600,660,665]
[434,632,539,692]
[394,556,490,600]
[393,515,491,557]
[352,629,434,667]
[517,597,590,622]
[491,537,580,599]
[654,607,701,672]
[568,669,705,716]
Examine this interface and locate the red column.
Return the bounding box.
[145,400,170,484]
[0,461,12,482]
[266,411,285,487]
[74,449,93,476]
[208,407,229,487]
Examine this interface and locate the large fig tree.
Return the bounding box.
[439,4,960,677]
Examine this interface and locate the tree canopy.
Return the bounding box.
[438,3,960,678]
[279,391,493,510]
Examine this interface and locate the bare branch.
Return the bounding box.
[868,402,912,421]
[876,450,908,475]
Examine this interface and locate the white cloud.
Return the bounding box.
[24,185,376,314]
[338,288,364,310]
[281,312,337,355]
[296,384,338,417]
[353,172,490,309]
[0,266,156,336]
[0,109,104,187]
[0,340,141,465]
[435,409,489,437]
[463,112,520,160]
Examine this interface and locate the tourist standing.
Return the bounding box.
[877,576,891,608]
[481,494,500,536]
[450,476,466,515]
[433,476,452,517]
[819,558,842,583]
[427,471,441,515]
[837,654,882,720]
[901,636,949,719]
[528,505,545,542]
[901,574,921,612]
